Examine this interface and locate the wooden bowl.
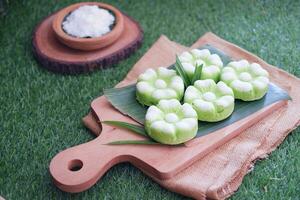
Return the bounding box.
[52,2,124,51]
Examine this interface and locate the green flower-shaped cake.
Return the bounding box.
[184,79,234,122]
[179,49,223,82]
[145,99,198,145]
[136,67,184,106]
[220,60,269,101]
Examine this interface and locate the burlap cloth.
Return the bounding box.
[83,33,300,199]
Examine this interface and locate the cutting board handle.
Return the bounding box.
[49,139,123,193]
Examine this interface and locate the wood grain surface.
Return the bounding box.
[32,11,143,74]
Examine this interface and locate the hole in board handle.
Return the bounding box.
[68,159,83,172]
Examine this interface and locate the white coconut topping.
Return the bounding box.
[250,63,269,77]
[184,86,200,102]
[222,67,236,73]
[202,65,220,75]
[165,89,178,97]
[229,60,249,72]
[190,49,203,58]
[191,49,210,58]
[252,80,267,90]
[157,67,176,78]
[182,103,198,118]
[193,99,215,111]
[152,89,167,100]
[170,76,184,92]
[175,118,197,131]
[194,79,214,90]
[231,80,253,92]
[239,72,252,82]
[152,89,177,101]
[62,5,115,38]
[179,52,193,62]
[136,81,154,94]
[145,106,163,123]
[208,54,223,67]
[151,121,175,135]
[217,81,234,95]
[221,72,237,82]
[158,99,180,111]
[155,79,167,89]
[228,61,239,68]
[249,63,261,72]
[165,113,179,123]
[203,92,217,102]
[215,96,234,108]
[182,63,195,74]
[138,69,157,81]
[171,76,183,83]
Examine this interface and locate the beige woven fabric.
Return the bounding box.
[83,33,300,199]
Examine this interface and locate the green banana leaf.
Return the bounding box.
[104,45,291,139]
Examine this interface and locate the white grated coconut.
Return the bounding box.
[62,5,115,38]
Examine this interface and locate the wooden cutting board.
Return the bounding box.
[49,35,287,193]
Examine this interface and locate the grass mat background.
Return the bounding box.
[0,0,299,199]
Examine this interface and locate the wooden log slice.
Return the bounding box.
[32,12,143,74]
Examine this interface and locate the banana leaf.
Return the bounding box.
[104,45,291,138]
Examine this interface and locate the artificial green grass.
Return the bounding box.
[0,0,299,199]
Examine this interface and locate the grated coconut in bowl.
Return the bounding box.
[62,5,115,38]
